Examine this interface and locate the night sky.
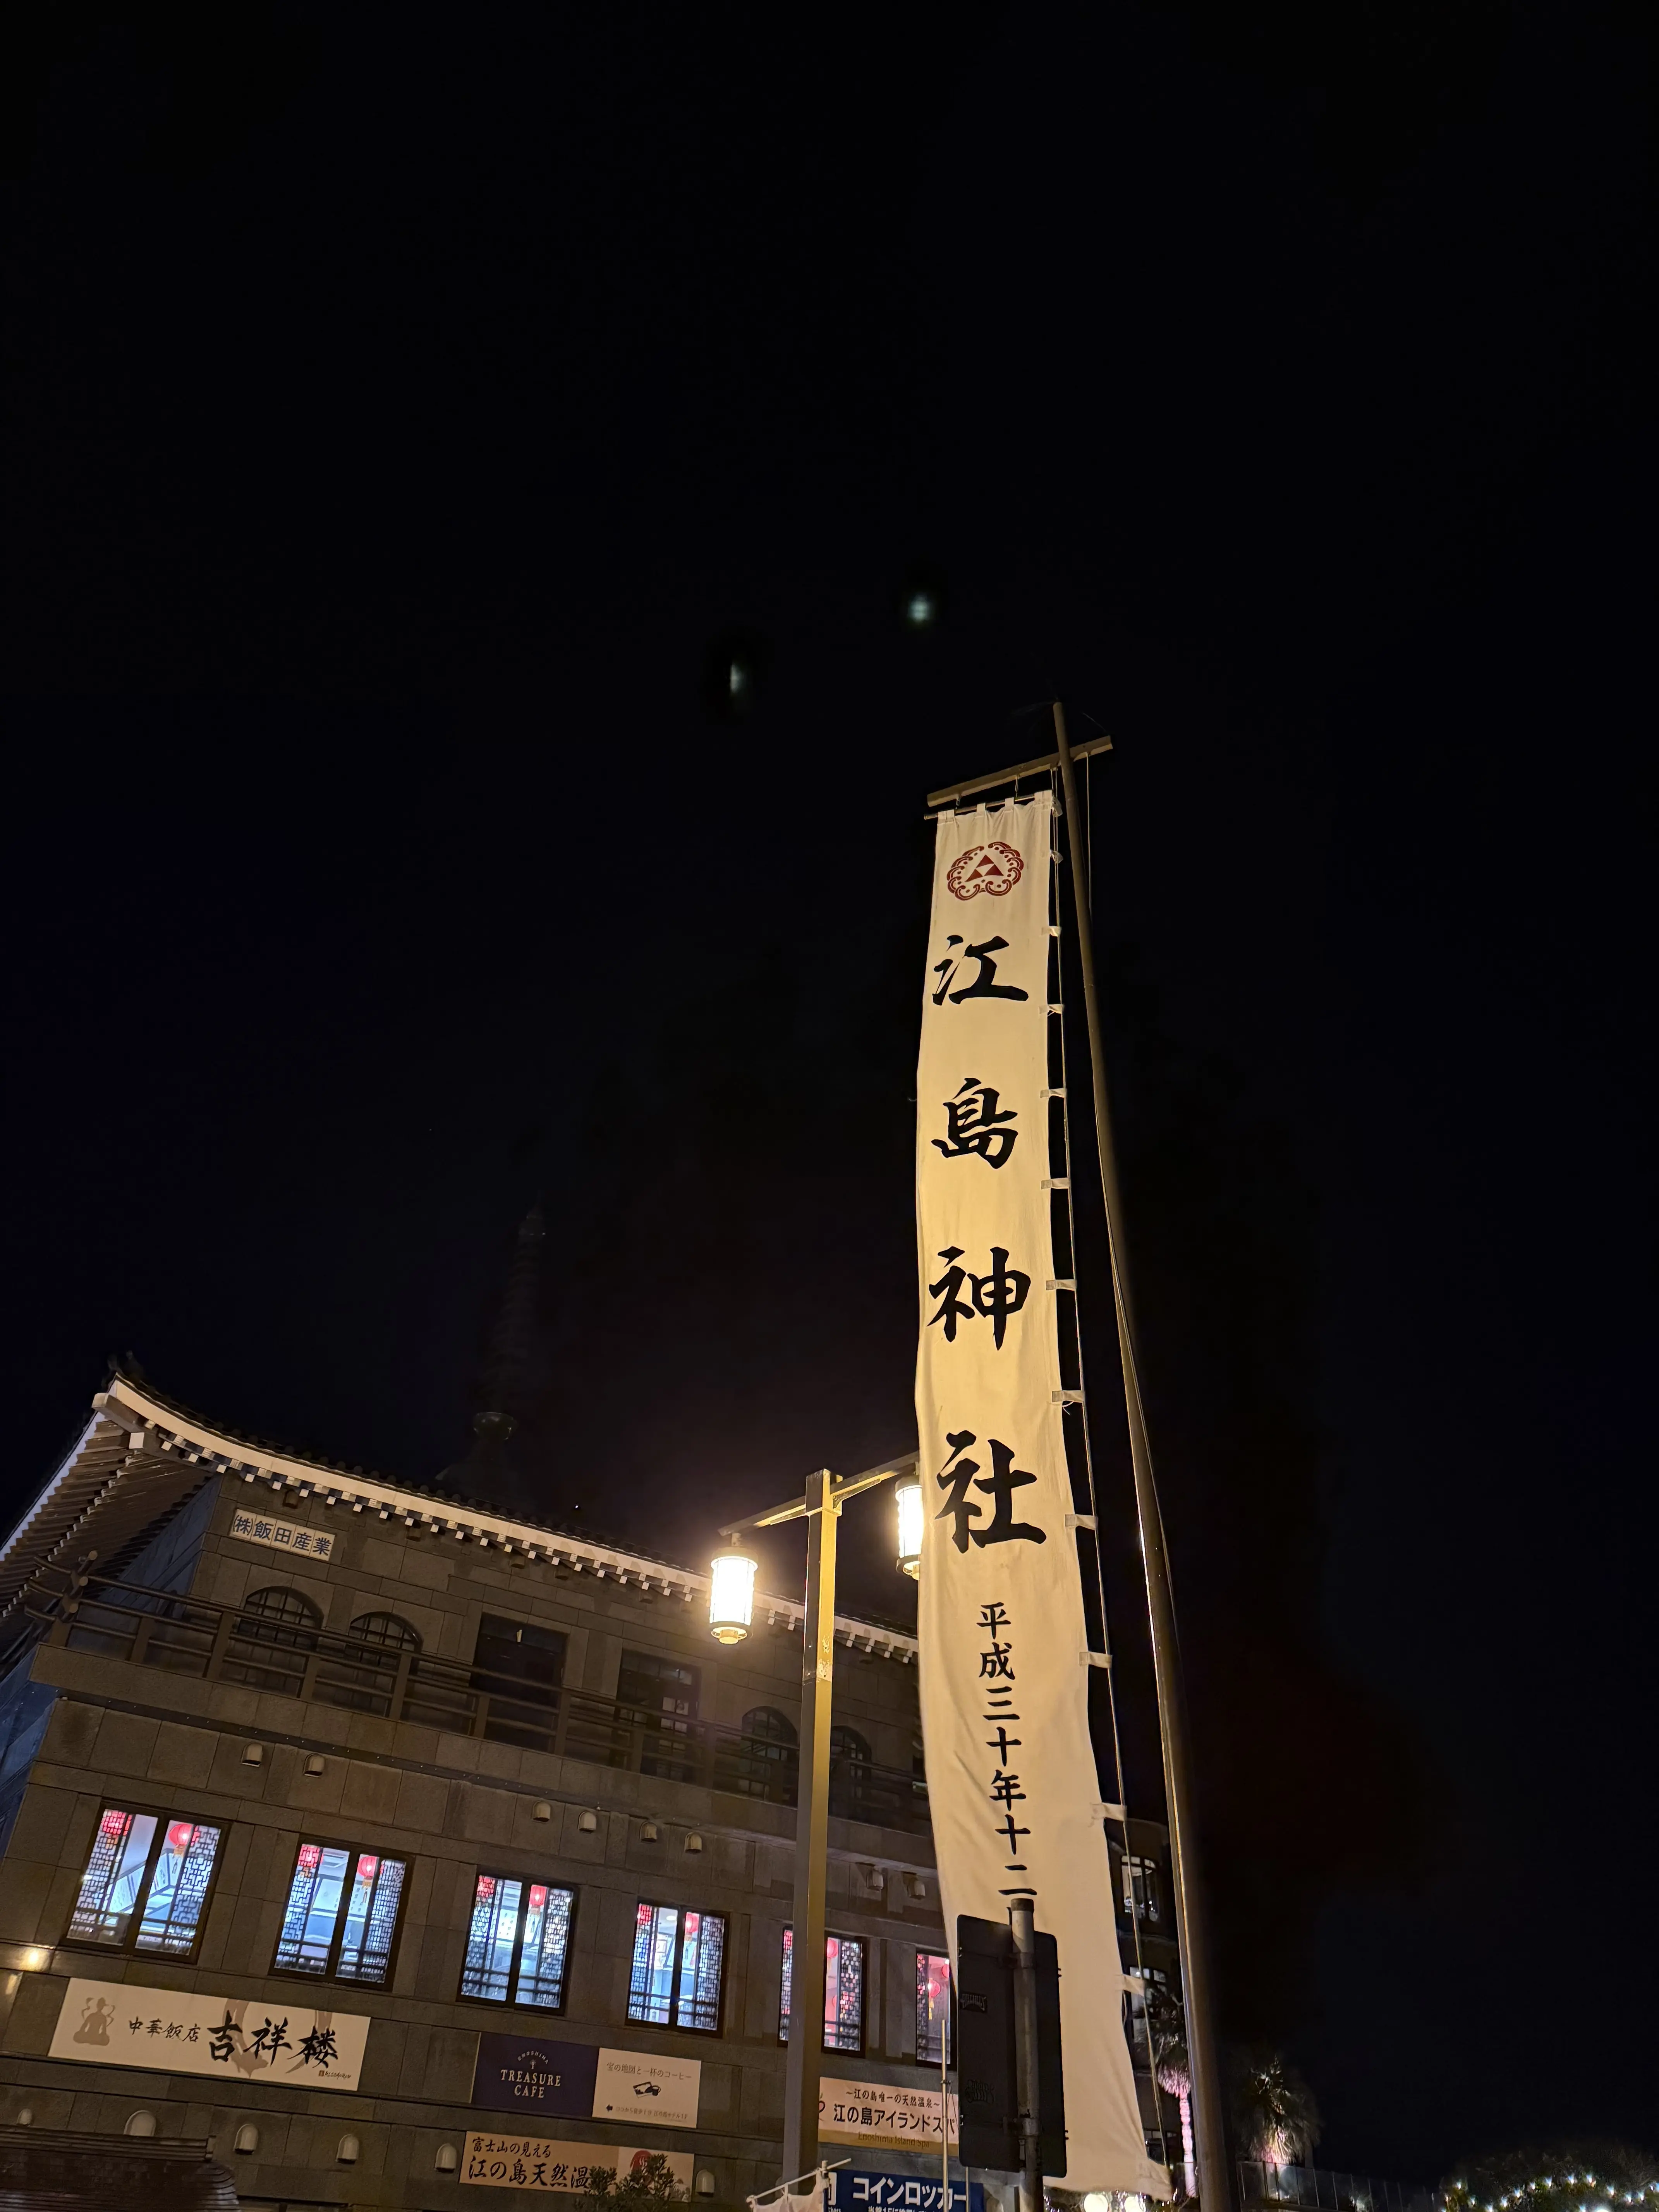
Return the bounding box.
[2,0,1654,2184]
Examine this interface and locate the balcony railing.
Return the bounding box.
[1238,2164,1436,2212]
[33,1577,930,1834]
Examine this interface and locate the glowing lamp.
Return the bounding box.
[896,1478,923,1578]
[707,1547,758,1644]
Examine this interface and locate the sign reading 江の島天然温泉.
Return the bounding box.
[461,2139,695,2194]
[48,1979,368,2089]
[913,794,1167,2196]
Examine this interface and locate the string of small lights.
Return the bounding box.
[1443,2174,1659,2212]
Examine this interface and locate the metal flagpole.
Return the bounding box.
[1009,1895,1044,2212]
[782,1467,838,2185]
[939,1970,951,2212]
[1047,701,1232,2212]
[924,716,1232,2209]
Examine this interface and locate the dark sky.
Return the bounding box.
[2,0,1654,2184]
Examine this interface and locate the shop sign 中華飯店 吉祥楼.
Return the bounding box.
[49,1978,368,2090]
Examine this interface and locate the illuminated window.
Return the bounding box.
[627,1902,726,2034]
[916,1950,953,2065]
[779,1927,866,2054]
[1122,1853,1163,1925]
[460,1872,576,2009]
[1125,1962,1170,2060]
[273,1839,408,1985]
[65,1806,223,1959]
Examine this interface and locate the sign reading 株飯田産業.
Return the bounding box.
[471,2036,699,2129]
[48,1978,368,2089]
[817,2076,957,2148]
[461,2137,694,2194]
[226,1506,335,1561]
[913,793,1168,2196]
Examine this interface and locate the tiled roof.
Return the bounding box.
[0,1372,919,1662]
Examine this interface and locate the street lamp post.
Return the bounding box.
[709,1454,918,2186]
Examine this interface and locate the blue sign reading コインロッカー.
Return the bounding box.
[472,2033,599,2116]
[828,2171,985,2212]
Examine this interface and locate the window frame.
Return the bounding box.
[269,1833,412,1989]
[915,1948,955,2067]
[778,1925,868,2056]
[1121,1852,1163,1925]
[1125,1960,1170,2060]
[61,1801,227,1964]
[626,1898,729,2037]
[456,1867,579,2014]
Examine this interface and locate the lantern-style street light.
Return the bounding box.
[707,1547,759,1643]
[895,1477,923,1579]
[708,1452,919,2189]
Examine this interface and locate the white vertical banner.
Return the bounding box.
[914,795,1168,2196]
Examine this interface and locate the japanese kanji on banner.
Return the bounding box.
[914,793,1168,2196]
[49,1976,369,2089]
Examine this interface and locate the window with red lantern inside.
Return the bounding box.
[65,1805,224,1960]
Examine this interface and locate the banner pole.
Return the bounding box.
[782,1467,838,2186]
[1009,1895,1043,2212]
[1050,702,1233,2212]
[940,1973,950,2212]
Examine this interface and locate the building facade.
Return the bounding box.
[0,1370,1179,2209]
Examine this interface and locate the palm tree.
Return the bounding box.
[1234,2050,1321,2183]
[1147,1987,1197,2198]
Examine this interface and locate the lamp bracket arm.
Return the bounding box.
[718,1448,919,1539]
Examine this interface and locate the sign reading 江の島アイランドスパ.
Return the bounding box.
[913,793,1168,2197]
[818,2076,957,2147]
[48,1978,369,2089]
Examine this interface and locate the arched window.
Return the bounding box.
[240,1587,321,1641]
[828,1726,874,1822]
[349,1613,421,1652]
[223,1588,319,1695]
[316,1614,422,1718]
[718,1707,797,1807]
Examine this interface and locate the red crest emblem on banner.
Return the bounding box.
[946,842,1024,900]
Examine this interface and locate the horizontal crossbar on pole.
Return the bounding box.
[720,1448,920,1538]
[926,729,1113,809]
